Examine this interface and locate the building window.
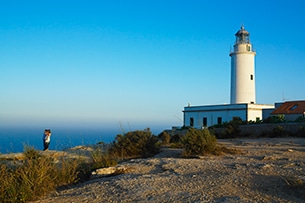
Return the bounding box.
[203,117,207,127]
[190,117,194,127]
[217,117,222,125]
[250,74,253,80]
[246,45,250,51]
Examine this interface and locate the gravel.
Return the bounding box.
[33,138,305,203]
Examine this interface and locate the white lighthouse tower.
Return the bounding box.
[230,26,256,104]
[183,26,274,128]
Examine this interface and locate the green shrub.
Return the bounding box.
[169,141,184,148]
[297,126,305,137]
[109,128,160,159]
[182,128,217,156]
[158,131,171,145]
[295,116,305,123]
[263,115,285,123]
[271,125,289,137]
[213,117,242,138]
[170,133,182,144]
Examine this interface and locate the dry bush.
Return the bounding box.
[15,158,56,201]
[54,157,81,186]
[0,164,18,202]
[90,147,118,170]
[0,147,82,202]
[23,145,41,160]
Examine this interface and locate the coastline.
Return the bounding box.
[0,127,118,153]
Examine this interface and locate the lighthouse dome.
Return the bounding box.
[235,26,250,44]
[235,26,249,35]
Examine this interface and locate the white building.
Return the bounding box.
[184,103,274,128]
[183,26,274,128]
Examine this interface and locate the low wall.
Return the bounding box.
[214,123,305,137]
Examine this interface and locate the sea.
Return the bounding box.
[0,127,121,154]
[0,125,168,154]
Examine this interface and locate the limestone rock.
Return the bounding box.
[92,165,127,177]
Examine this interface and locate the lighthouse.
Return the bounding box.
[183,26,274,129]
[230,26,256,104]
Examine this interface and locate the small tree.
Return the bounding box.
[272,125,287,137]
[295,116,305,123]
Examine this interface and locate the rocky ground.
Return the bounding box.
[32,138,305,203]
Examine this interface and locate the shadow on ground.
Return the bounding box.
[251,174,305,202]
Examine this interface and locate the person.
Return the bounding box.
[43,129,51,151]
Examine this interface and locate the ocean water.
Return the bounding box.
[0,127,121,153]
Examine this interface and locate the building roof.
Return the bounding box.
[184,103,274,112]
[271,100,305,114]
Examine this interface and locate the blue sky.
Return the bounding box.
[1,0,305,131]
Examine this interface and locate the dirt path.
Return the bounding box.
[153,147,183,158]
[33,138,305,203]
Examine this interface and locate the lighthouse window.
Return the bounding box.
[247,45,250,51]
[250,75,253,80]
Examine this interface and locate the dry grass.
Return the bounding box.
[90,147,118,170]
[0,147,83,202]
[0,144,123,202]
[283,175,305,187]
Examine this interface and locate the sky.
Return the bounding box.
[1,0,305,132]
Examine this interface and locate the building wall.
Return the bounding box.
[184,109,247,128]
[247,108,262,122]
[183,104,275,128]
[262,108,275,120]
[247,104,275,122]
[284,114,304,121]
[183,104,248,128]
